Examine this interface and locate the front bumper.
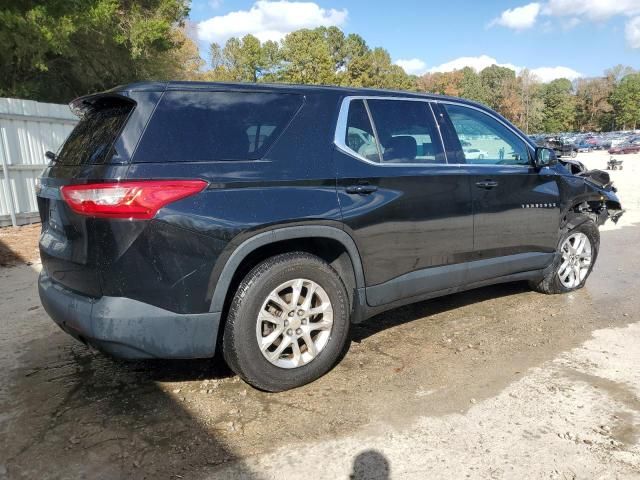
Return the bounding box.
[38,272,221,359]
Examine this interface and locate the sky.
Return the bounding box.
[188,0,640,82]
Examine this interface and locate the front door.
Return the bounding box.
[436,102,561,281]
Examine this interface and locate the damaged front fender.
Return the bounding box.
[571,194,624,228]
[558,161,625,227]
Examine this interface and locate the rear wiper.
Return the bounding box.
[45,151,58,163]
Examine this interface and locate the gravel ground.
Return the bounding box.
[0,151,638,479]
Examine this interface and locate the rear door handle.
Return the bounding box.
[475,180,499,189]
[345,184,378,195]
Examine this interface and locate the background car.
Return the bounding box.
[609,139,640,154]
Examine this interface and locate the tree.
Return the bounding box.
[154,25,205,81]
[0,0,190,103]
[499,75,524,126]
[417,71,463,96]
[574,77,613,131]
[514,69,544,133]
[274,28,414,90]
[337,33,370,86]
[207,34,280,82]
[458,67,488,104]
[479,65,516,111]
[355,48,414,90]
[610,73,640,130]
[278,29,337,85]
[540,78,576,132]
[605,64,636,85]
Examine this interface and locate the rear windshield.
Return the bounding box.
[133,91,303,162]
[57,102,133,165]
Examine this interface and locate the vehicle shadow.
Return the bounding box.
[95,280,534,395]
[0,224,40,267]
[0,242,262,480]
[141,281,531,383]
[351,281,530,343]
[2,324,263,479]
[123,353,235,383]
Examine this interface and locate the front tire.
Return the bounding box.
[529,218,599,294]
[222,252,350,392]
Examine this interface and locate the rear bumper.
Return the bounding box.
[38,272,221,359]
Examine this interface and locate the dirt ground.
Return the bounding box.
[0,224,40,267]
[0,151,639,479]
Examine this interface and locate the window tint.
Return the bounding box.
[344,99,380,162]
[57,102,133,165]
[135,91,302,162]
[444,104,529,166]
[367,99,444,164]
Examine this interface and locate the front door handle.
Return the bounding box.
[345,184,378,195]
[475,180,499,189]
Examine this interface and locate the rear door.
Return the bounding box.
[436,102,561,281]
[335,97,474,307]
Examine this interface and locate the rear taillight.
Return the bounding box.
[61,180,207,219]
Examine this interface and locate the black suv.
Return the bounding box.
[38,82,623,391]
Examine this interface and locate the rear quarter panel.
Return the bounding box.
[121,90,344,313]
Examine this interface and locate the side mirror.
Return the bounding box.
[534,147,556,168]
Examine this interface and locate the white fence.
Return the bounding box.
[0,98,77,227]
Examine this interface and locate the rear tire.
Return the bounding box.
[529,218,599,294]
[222,252,350,392]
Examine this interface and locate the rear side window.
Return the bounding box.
[344,100,380,162]
[134,91,303,162]
[57,102,133,165]
[339,98,445,164]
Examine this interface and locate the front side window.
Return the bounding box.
[367,99,444,164]
[443,104,530,166]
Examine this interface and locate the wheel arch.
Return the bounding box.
[208,226,366,317]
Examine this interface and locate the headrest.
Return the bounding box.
[383,136,417,162]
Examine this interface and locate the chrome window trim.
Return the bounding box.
[333,96,451,168]
[334,95,536,169]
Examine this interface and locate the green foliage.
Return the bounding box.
[0,0,190,103]
[459,67,489,104]
[206,27,415,91]
[208,34,279,82]
[479,65,516,112]
[610,73,640,130]
[279,28,337,84]
[517,69,544,133]
[540,78,576,132]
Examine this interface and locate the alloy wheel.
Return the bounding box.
[256,278,334,369]
[557,232,592,288]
